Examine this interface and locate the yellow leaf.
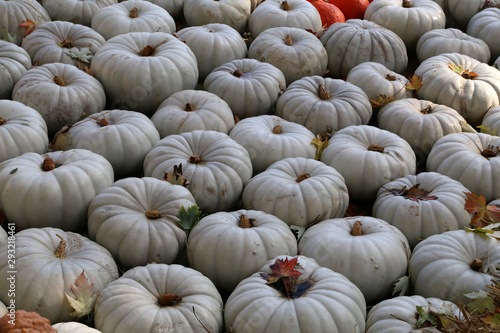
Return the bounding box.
[65,271,99,318]
[405,74,423,91]
[311,135,329,160]
[370,94,396,108]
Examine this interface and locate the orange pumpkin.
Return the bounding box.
[307,0,345,28]
[328,0,369,20]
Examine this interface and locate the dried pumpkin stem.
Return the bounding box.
[420,105,432,114]
[470,258,482,271]
[53,76,65,86]
[54,234,66,259]
[367,144,385,153]
[97,117,110,126]
[318,84,330,100]
[232,69,244,78]
[285,34,293,46]
[385,74,396,81]
[239,214,254,228]
[281,1,291,10]
[185,103,195,112]
[402,0,411,8]
[0,117,6,125]
[351,221,363,236]
[189,154,202,164]
[296,173,311,182]
[42,158,56,171]
[481,149,497,158]
[158,293,182,306]
[130,7,138,18]
[140,45,156,56]
[145,210,162,219]
[272,125,283,134]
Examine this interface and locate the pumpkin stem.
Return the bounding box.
[185,103,195,111]
[145,210,162,219]
[402,0,411,8]
[54,234,66,259]
[470,258,483,271]
[58,40,74,48]
[42,158,56,171]
[53,76,65,86]
[385,74,396,81]
[158,293,182,307]
[0,117,6,125]
[285,34,293,46]
[281,1,291,10]
[296,173,311,182]
[130,7,138,18]
[367,144,385,153]
[97,117,110,126]
[481,148,497,158]
[272,125,283,134]
[420,105,433,114]
[351,221,363,236]
[239,214,254,228]
[189,154,202,164]
[232,70,244,78]
[140,45,156,56]
[318,84,330,100]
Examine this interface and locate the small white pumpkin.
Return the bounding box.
[229,115,316,175]
[409,229,500,304]
[345,61,413,101]
[12,62,106,136]
[41,0,118,27]
[176,23,248,81]
[365,295,460,333]
[298,216,410,304]
[416,28,491,64]
[0,40,31,99]
[21,20,105,67]
[430,0,500,30]
[91,32,198,117]
[242,157,349,227]
[183,0,251,34]
[248,0,322,38]
[88,177,196,268]
[187,209,298,292]
[54,110,160,177]
[414,52,500,126]
[0,100,49,164]
[0,228,6,245]
[151,89,235,138]
[0,0,51,45]
[321,125,417,201]
[0,149,114,231]
[276,75,372,136]
[143,130,253,214]
[320,19,408,79]
[91,0,176,40]
[372,172,472,248]
[224,255,367,333]
[203,58,286,119]
[0,300,6,318]
[94,263,224,333]
[482,105,500,132]
[426,132,500,203]
[52,322,101,333]
[466,7,500,64]
[0,227,119,323]
[248,26,328,86]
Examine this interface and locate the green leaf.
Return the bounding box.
[477,125,498,136]
[65,47,93,63]
[416,305,437,328]
[177,205,201,231]
[464,289,496,314]
[392,275,410,296]
[9,168,17,174]
[0,28,17,44]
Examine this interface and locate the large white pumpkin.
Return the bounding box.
[466,7,500,64]
[0,40,31,99]
[91,32,198,117]
[482,105,500,132]
[143,130,253,214]
[41,0,118,27]
[0,149,114,231]
[0,0,51,45]
[94,263,224,333]
[0,227,119,323]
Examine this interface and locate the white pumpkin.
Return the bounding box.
[183,0,251,34]
[414,52,500,126]
[0,300,6,318]
[431,0,500,30]
[0,0,51,45]
[91,32,198,117]
[248,26,328,86]
[147,0,184,19]
[88,177,196,268]
[0,227,119,323]
[187,209,298,292]
[416,28,491,64]
[482,105,500,132]
[276,75,372,136]
[466,7,500,64]
[52,322,101,333]
[203,58,286,119]
[229,115,316,175]
[298,216,410,304]
[364,0,446,50]
[372,172,472,248]
[242,157,349,227]
[377,98,473,160]
[248,0,322,38]
[94,263,224,333]
[91,0,176,40]
[409,229,500,304]
[151,89,235,138]
[224,255,367,333]
[21,20,105,67]
[41,0,118,27]
[320,19,408,79]
[345,61,413,101]
[0,40,31,99]
[143,130,253,213]
[0,149,114,231]
[12,62,106,136]
[0,227,6,245]
[0,100,49,164]
[176,23,248,81]
[54,110,160,177]
[321,125,417,201]
[365,295,460,333]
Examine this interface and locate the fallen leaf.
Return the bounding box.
[18,19,36,37]
[405,74,423,91]
[177,205,201,231]
[463,192,500,228]
[65,271,99,318]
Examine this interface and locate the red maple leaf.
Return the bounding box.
[19,19,36,37]
[260,257,303,298]
[464,192,500,228]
